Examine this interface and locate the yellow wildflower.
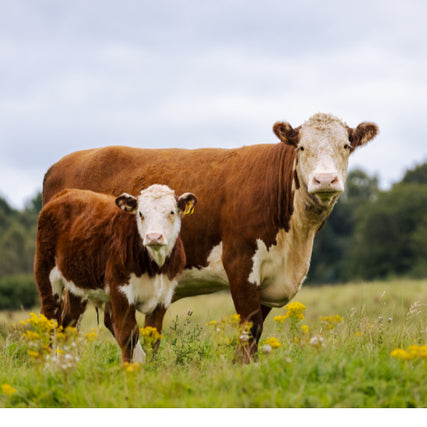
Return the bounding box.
[140,326,162,341]
[122,362,142,373]
[85,328,98,342]
[206,320,218,326]
[263,336,281,349]
[1,384,18,396]
[391,348,412,361]
[273,315,286,323]
[301,325,309,335]
[319,315,343,329]
[407,345,427,359]
[22,330,40,341]
[284,301,306,320]
[28,350,40,358]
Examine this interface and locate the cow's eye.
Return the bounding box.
[139,212,144,220]
[298,146,305,152]
[170,211,175,216]
[344,144,350,150]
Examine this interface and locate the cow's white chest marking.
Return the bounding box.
[249,227,315,308]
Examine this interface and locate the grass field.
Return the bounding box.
[0,279,426,408]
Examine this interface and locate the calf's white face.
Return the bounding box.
[115,184,197,267]
[274,113,378,208]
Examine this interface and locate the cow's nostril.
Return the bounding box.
[331,177,338,185]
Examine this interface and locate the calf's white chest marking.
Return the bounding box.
[119,273,177,314]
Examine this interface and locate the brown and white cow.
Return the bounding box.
[34,184,197,363]
[42,113,378,362]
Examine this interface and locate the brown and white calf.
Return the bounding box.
[34,184,197,363]
[42,113,378,362]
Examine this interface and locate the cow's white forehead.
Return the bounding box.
[300,113,349,148]
[301,113,348,131]
[137,184,177,212]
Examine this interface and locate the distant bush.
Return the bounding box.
[0,274,39,310]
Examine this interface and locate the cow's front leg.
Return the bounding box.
[144,304,166,353]
[109,288,142,364]
[223,245,263,363]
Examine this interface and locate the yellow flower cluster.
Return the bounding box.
[273,301,306,323]
[85,328,99,342]
[319,315,343,330]
[122,362,142,373]
[301,324,309,335]
[140,326,162,341]
[391,345,427,361]
[140,326,162,350]
[1,384,18,396]
[12,313,91,371]
[263,337,281,349]
[207,313,252,350]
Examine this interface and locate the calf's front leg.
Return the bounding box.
[108,288,143,364]
[144,304,166,353]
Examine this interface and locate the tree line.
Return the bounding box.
[0,163,426,308]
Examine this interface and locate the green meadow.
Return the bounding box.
[0,279,426,408]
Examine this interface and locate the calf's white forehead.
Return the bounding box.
[137,185,178,215]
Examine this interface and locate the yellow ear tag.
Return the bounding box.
[184,202,195,215]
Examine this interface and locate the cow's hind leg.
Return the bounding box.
[60,290,87,329]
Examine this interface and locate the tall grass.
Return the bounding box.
[0,279,426,408]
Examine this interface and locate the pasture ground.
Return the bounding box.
[0,279,426,408]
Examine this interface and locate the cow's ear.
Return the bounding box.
[177,193,198,216]
[348,122,379,152]
[115,193,138,213]
[273,122,300,147]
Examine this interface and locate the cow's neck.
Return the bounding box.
[290,181,337,237]
[253,158,338,308]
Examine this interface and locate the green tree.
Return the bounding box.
[401,162,427,184]
[349,183,427,280]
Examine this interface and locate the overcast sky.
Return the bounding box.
[1,0,426,209]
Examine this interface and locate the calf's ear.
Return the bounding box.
[348,122,379,152]
[273,122,300,147]
[177,193,198,216]
[115,193,138,213]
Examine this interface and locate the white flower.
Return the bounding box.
[262,344,272,354]
[309,336,324,348]
[240,332,250,342]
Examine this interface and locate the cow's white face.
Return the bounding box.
[274,113,378,208]
[115,185,197,267]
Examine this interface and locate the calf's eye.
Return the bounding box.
[170,211,175,215]
[344,144,350,150]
